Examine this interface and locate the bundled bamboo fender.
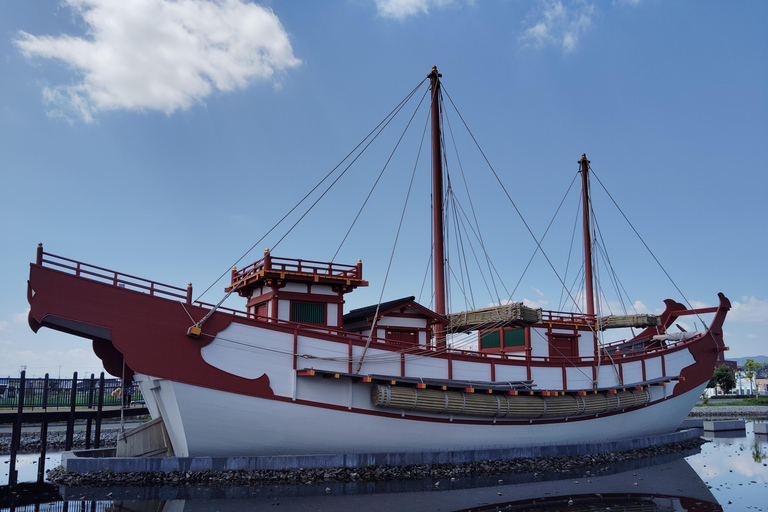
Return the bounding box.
[371,385,651,420]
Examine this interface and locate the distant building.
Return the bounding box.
[755,378,767,395]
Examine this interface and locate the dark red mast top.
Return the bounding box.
[429,66,447,349]
[579,153,595,317]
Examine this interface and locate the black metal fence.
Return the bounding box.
[0,375,143,410]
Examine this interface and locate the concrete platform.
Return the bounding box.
[702,420,746,431]
[754,423,768,435]
[61,428,703,474]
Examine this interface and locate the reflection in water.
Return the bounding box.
[36,455,718,512]
[11,422,768,511]
[752,440,767,463]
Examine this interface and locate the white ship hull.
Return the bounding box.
[137,372,707,457]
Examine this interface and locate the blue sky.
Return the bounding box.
[1,0,766,377]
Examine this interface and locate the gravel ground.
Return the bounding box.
[687,404,768,418]
[45,437,707,487]
[1,428,121,454]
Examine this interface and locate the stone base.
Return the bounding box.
[702,420,745,431]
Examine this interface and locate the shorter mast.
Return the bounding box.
[429,66,447,350]
[580,153,595,317]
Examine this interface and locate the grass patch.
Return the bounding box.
[696,396,768,407]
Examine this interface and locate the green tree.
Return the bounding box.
[711,364,736,394]
[744,359,759,395]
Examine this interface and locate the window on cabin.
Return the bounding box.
[480,330,501,350]
[503,328,527,351]
[291,302,325,324]
[386,329,418,346]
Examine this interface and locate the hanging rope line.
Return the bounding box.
[441,86,587,316]
[443,111,501,305]
[176,74,708,389]
[193,77,428,303]
[333,85,430,261]
[355,90,432,374]
[270,81,426,255]
[505,171,580,304]
[589,168,708,328]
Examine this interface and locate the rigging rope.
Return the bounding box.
[590,169,709,329]
[193,77,428,304]
[354,90,431,374]
[332,86,430,261]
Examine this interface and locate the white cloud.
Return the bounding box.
[522,297,549,309]
[375,0,466,20]
[13,309,30,324]
[518,0,595,54]
[728,296,768,322]
[0,320,8,332]
[15,0,301,122]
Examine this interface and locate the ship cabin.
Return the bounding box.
[342,296,449,348]
[227,250,368,329]
[477,311,598,361]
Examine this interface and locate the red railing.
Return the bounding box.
[232,252,362,286]
[35,246,698,369]
[37,246,192,304]
[540,309,597,326]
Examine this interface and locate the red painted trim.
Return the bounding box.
[28,254,731,407]
[28,265,274,399]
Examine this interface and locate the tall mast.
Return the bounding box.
[579,153,595,317]
[429,66,447,349]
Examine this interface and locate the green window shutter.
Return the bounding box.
[504,329,526,348]
[480,330,501,349]
[291,302,325,324]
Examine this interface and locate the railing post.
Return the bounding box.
[9,370,26,491]
[186,283,193,305]
[94,373,105,449]
[36,243,44,265]
[264,248,271,270]
[38,373,50,483]
[85,373,95,449]
[65,372,77,451]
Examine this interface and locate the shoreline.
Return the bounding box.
[45,437,707,487]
